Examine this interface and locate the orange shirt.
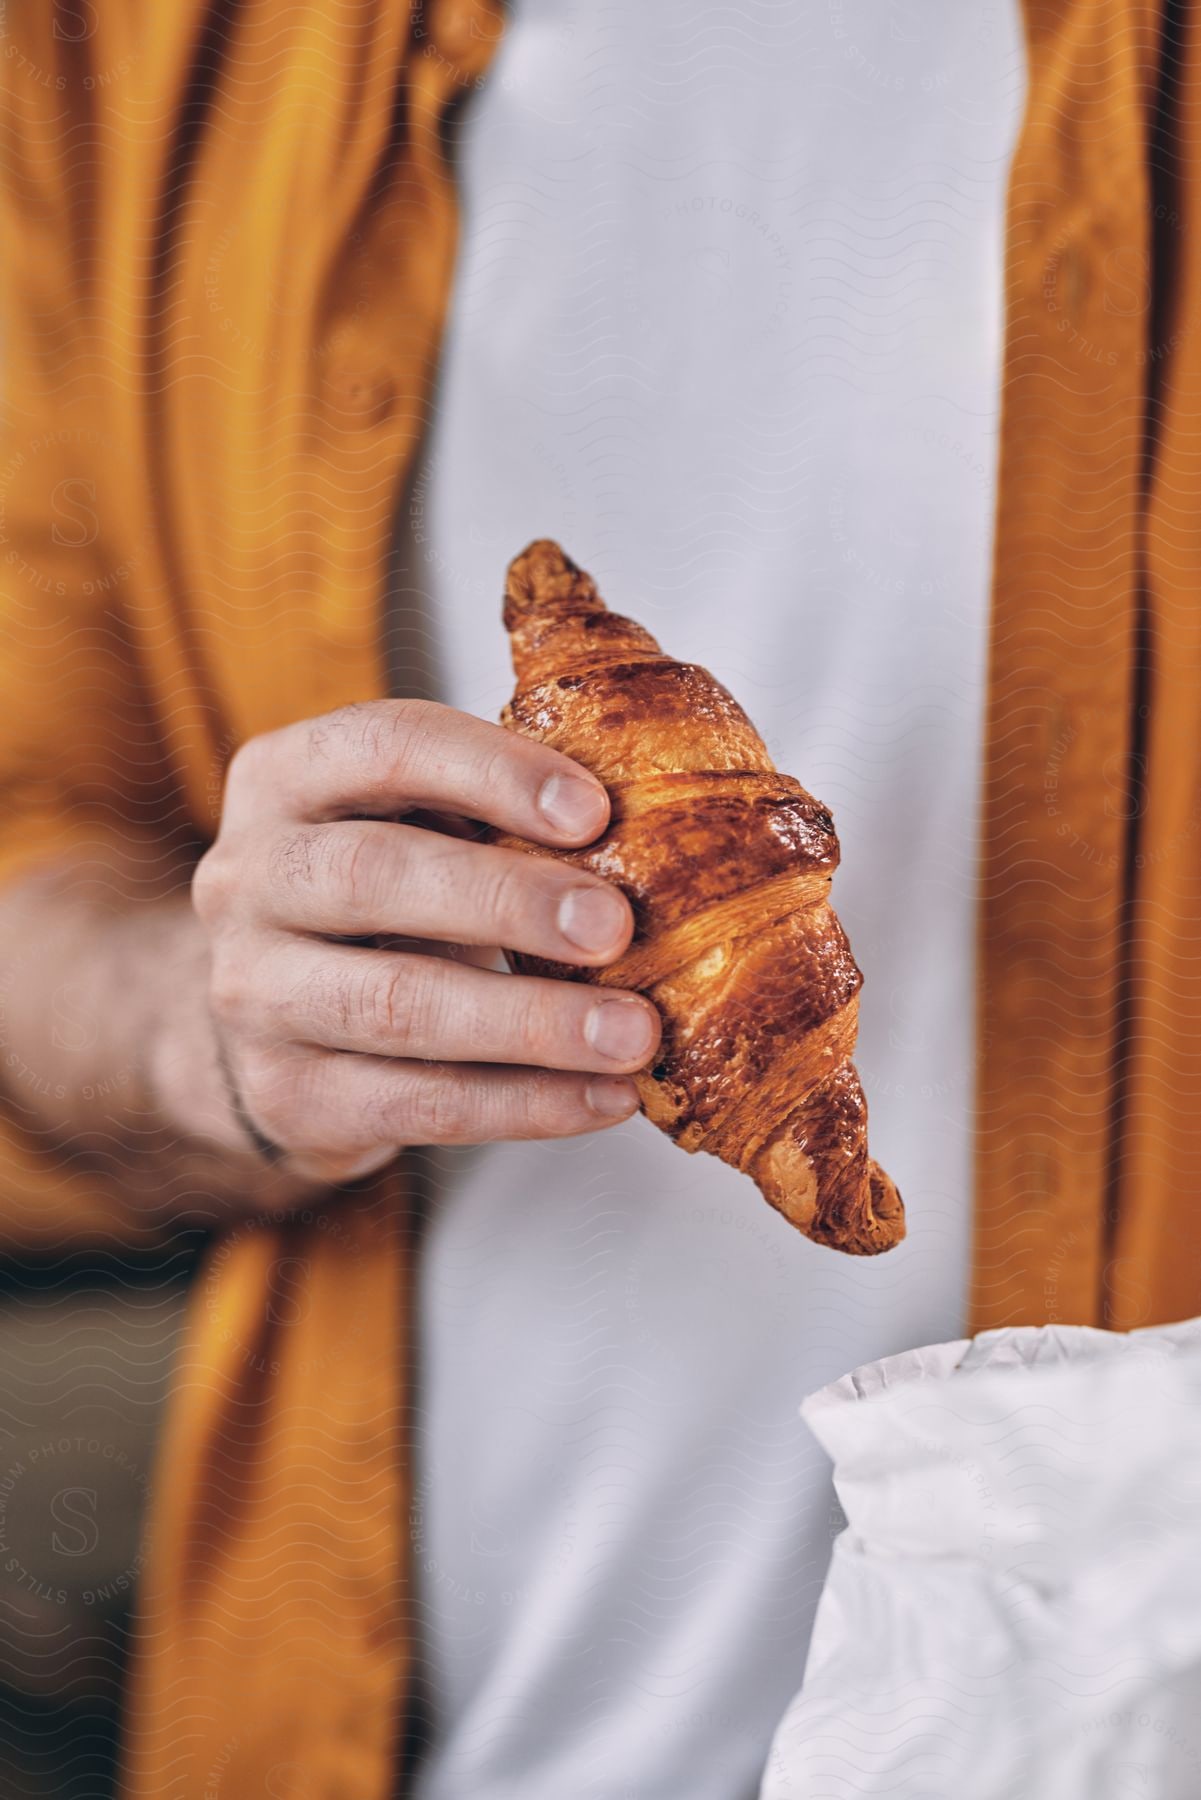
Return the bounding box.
[0,2,1197,1793]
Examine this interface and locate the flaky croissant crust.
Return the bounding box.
[492,540,904,1256]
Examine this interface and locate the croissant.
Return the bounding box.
[490,541,905,1256]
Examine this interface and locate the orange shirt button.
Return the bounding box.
[329,368,397,427]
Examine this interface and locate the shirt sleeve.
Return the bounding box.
[0,23,186,1254]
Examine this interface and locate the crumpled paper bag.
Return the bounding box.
[760,1318,1201,1800]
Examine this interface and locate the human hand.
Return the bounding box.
[183,701,660,1184]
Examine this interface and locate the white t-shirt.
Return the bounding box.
[391,5,1026,1795]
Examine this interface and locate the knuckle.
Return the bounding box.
[349,706,396,777]
[497,1071,583,1139]
[472,738,515,799]
[317,701,419,791]
[506,986,560,1064]
[308,702,373,762]
[225,733,267,793]
[375,701,442,792]
[476,857,532,936]
[365,958,422,1046]
[303,961,356,1039]
[355,1075,404,1145]
[330,829,389,925]
[266,827,320,895]
[395,703,509,800]
[525,1071,588,1136]
[191,847,235,926]
[471,735,537,819]
[407,1074,473,1144]
[312,954,450,1053]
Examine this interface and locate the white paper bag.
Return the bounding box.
[761,1318,1201,1800]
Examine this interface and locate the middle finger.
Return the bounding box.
[260,819,634,967]
[262,938,663,1074]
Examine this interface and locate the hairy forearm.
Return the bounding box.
[0,839,328,1226]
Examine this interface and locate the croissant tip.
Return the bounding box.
[754,1133,906,1256]
[813,1163,905,1256]
[503,540,599,629]
[856,1164,907,1254]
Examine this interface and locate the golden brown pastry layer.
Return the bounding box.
[492,539,904,1256]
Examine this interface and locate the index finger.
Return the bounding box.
[225,700,610,847]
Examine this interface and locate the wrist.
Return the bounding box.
[211,1029,286,1166]
[142,915,252,1158]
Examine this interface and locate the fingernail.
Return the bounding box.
[537,772,608,840]
[559,885,628,955]
[585,997,657,1064]
[586,1077,640,1118]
